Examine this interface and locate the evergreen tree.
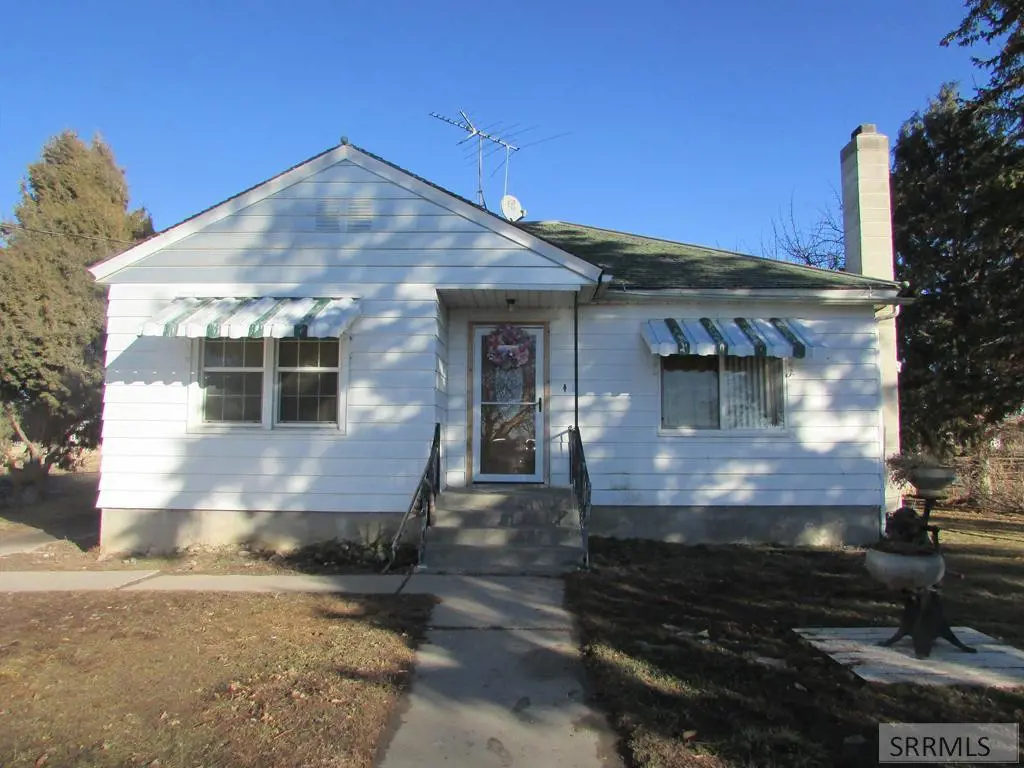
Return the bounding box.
[943,0,1024,139]
[0,131,153,470]
[892,85,1024,452]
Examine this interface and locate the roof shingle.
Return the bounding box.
[516,220,899,291]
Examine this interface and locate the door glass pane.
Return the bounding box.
[480,404,537,476]
[481,330,536,403]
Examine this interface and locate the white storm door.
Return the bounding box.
[472,325,545,483]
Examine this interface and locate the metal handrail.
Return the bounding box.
[386,422,441,572]
[568,426,592,568]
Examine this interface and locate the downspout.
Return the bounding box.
[574,269,606,428]
[573,291,579,429]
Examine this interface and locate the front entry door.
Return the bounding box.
[472,324,545,483]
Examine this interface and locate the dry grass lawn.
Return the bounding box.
[567,508,1024,768]
[0,591,434,768]
[0,539,403,574]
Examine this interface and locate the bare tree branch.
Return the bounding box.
[762,192,846,271]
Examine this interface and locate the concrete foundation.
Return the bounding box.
[589,505,881,546]
[100,508,404,554]
[102,502,881,555]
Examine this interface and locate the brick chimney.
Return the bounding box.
[840,124,901,509]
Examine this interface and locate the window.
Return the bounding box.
[198,338,343,428]
[661,355,785,430]
[201,340,264,423]
[276,339,339,424]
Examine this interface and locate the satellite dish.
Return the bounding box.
[500,194,526,222]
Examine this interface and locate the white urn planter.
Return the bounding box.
[865,548,946,591]
[906,466,957,499]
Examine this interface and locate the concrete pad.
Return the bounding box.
[378,628,621,768]
[122,574,406,593]
[0,531,58,557]
[0,570,159,592]
[403,575,573,629]
[796,627,1024,687]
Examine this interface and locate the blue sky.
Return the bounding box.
[2,1,984,255]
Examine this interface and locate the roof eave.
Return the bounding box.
[599,287,907,305]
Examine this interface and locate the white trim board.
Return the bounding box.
[90,144,601,284]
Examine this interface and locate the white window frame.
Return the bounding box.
[273,339,344,429]
[657,353,790,437]
[194,338,267,429]
[187,338,348,434]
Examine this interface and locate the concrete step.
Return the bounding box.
[423,543,584,575]
[433,508,577,528]
[437,485,573,511]
[435,486,574,528]
[427,526,581,547]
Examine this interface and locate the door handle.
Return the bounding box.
[537,397,543,413]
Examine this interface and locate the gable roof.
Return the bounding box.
[89,143,601,283]
[90,142,898,295]
[517,220,900,292]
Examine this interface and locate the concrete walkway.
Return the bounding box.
[0,570,161,591]
[0,530,61,557]
[0,571,622,767]
[381,576,621,768]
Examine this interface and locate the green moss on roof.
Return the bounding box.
[517,220,899,291]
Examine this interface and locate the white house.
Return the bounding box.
[89,124,903,564]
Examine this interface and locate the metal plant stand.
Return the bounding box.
[872,497,977,659]
[879,592,977,659]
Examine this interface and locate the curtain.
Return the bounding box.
[722,356,785,429]
[662,356,719,429]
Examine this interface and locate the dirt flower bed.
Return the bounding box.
[566,533,1024,768]
[0,538,412,574]
[0,591,434,768]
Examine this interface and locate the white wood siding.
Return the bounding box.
[99,283,443,515]
[96,149,885,517]
[105,160,591,289]
[573,302,885,508]
[441,302,883,506]
[102,291,885,513]
[97,154,592,517]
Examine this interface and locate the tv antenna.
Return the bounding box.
[429,110,520,209]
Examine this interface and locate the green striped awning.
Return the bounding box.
[139,297,361,339]
[641,317,824,360]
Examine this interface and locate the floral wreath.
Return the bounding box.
[485,324,532,370]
